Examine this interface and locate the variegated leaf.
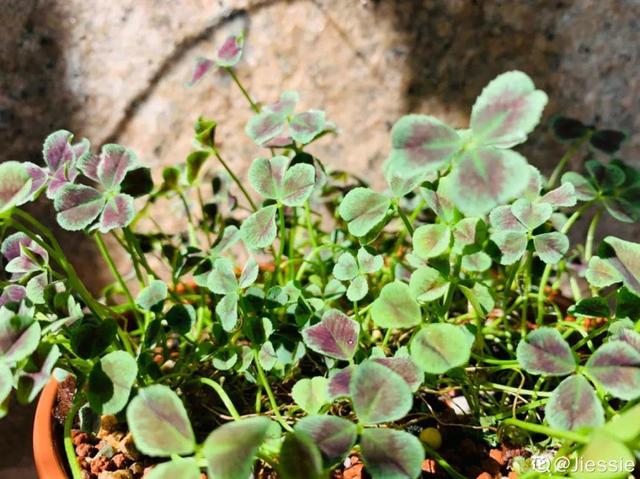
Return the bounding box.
[540,182,577,208]
[245,111,287,146]
[302,309,359,360]
[545,375,604,431]
[187,57,214,86]
[409,266,449,302]
[586,341,640,400]
[516,327,576,376]
[97,144,137,190]
[412,224,450,259]
[0,161,34,213]
[338,187,390,237]
[216,34,244,67]
[360,428,424,479]
[291,377,329,414]
[512,198,552,230]
[295,416,357,468]
[54,184,105,231]
[98,194,134,233]
[410,324,473,374]
[491,231,528,265]
[240,205,278,249]
[533,232,569,264]
[371,281,421,329]
[290,110,325,145]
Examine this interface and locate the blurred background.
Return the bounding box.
[1,0,639,476]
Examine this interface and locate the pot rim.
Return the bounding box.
[33,379,67,479]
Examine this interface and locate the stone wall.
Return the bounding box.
[1,1,639,476]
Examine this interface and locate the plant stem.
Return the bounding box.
[547,136,589,189]
[200,378,241,420]
[225,67,260,113]
[503,418,588,444]
[520,251,533,335]
[212,148,257,211]
[585,208,602,261]
[253,350,293,431]
[396,203,414,235]
[63,393,86,479]
[422,443,468,479]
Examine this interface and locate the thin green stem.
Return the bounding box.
[225,67,260,113]
[200,378,241,420]
[212,148,257,211]
[63,393,86,479]
[422,443,468,479]
[253,350,293,431]
[585,208,602,261]
[396,203,414,235]
[520,251,533,335]
[547,135,589,189]
[503,418,588,444]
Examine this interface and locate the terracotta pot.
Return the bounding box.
[33,380,68,479]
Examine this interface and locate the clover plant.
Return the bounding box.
[0,33,639,479]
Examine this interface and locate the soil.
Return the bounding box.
[53,377,529,479]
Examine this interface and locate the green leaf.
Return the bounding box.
[540,183,577,209]
[409,266,449,302]
[279,430,324,479]
[512,198,552,230]
[572,434,634,479]
[562,172,598,201]
[126,384,195,457]
[534,232,570,264]
[585,257,623,289]
[410,324,473,374]
[350,361,413,424]
[545,375,604,431]
[146,458,201,479]
[136,280,168,310]
[0,309,40,364]
[281,163,315,206]
[570,297,610,318]
[347,275,368,302]
[388,114,461,178]
[590,237,640,295]
[240,205,278,249]
[445,147,530,216]
[461,251,492,272]
[586,341,640,400]
[185,151,209,184]
[360,428,424,479]
[290,110,325,145]
[216,293,239,332]
[412,224,450,259]
[87,361,113,415]
[358,247,383,274]
[452,217,481,253]
[239,257,259,289]
[202,417,273,479]
[601,403,640,443]
[0,359,12,404]
[491,231,528,265]
[333,252,358,281]
[245,111,286,146]
[292,377,329,414]
[166,304,196,335]
[0,161,35,213]
[516,327,576,376]
[208,257,238,294]
[371,282,421,329]
[470,70,548,148]
[99,351,138,415]
[68,317,116,360]
[616,287,640,320]
[373,354,423,392]
[295,415,357,468]
[338,187,390,237]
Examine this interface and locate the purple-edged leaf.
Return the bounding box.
[410,324,473,374]
[412,224,450,259]
[126,384,196,456]
[265,91,299,116]
[371,282,421,329]
[25,273,46,305]
[350,360,413,424]
[187,57,214,86]
[360,428,424,479]
[585,257,623,289]
[421,187,456,223]
[98,193,134,233]
[373,356,423,392]
[523,165,543,200]
[338,187,390,237]
[0,285,27,306]
[77,153,100,182]
[290,110,325,145]
[358,248,383,274]
[146,458,201,479]
[42,130,74,171]
[208,258,238,294]
[540,183,577,209]
[295,415,357,468]
[136,280,168,310]
[614,328,640,353]
[281,163,315,206]
[491,231,528,265]
[602,237,640,295]
[586,341,640,400]
[409,266,449,302]
[279,430,323,479]
[291,376,329,414]
[202,417,273,479]
[0,309,41,364]
[0,161,34,213]
[97,144,137,190]
[47,165,78,200]
[248,156,288,200]
[100,351,138,415]
[346,275,368,302]
[462,251,492,272]
[239,257,258,289]
[533,232,569,264]
[24,163,47,198]
[388,114,461,178]
[452,217,481,253]
[240,205,278,249]
[54,183,104,231]
[302,309,359,360]
[446,147,530,216]
[561,172,597,201]
[0,359,12,404]
[328,367,353,399]
[470,71,548,148]
[19,344,60,403]
[216,293,239,332]
[545,375,604,431]
[216,34,244,67]
[386,168,425,198]
[333,253,358,281]
[245,111,287,146]
[1,232,48,278]
[489,205,527,233]
[512,198,552,230]
[516,327,576,376]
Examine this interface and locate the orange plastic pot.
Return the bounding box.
[33,380,68,479]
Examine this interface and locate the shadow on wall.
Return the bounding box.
[376,0,639,238]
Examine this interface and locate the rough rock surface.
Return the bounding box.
[1,1,639,477]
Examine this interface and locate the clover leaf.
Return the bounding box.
[54,144,139,232]
[187,33,244,87]
[1,232,48,279]
[302,309,360,360]
[332,248,383,301]
[248,156,315,207]
[545,375,605,431]
[338,187,391,238]
[36,130,90,199]
[295,415,357,468]
[207,257,258,331]
[0,162,38,214]
[360,428,424,479]
[585,236,640,295]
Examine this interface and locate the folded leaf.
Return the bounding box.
[187,57,214,87]
[545,375,604,431]
[208,258,238,294]
[99,351,138,415]
[372,355,423,392]
[290,110,325,145]
[409,266,449,302]
[280,430,324,479]
[347,275,368,302]
[54,184,105,231]
[360,428,424,479]
[516,327,576,376]
[0,161,35,213]
[97,144,137,190]
[512,198,552,230]
[216,34,244,67]
[136,280,168,310]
